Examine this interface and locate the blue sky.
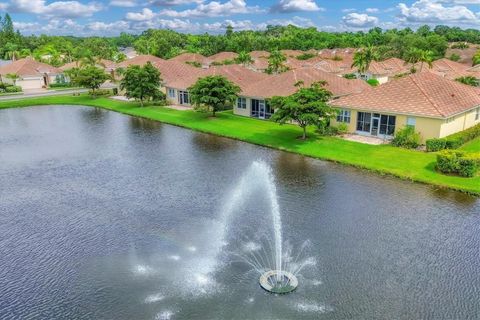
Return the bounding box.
[0,0,479,36]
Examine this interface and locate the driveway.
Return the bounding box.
[0,88,88,101]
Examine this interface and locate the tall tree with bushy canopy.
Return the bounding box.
[73,65,110,94]
[120,62,163,107]
[188,75,240,117]
[270,82,336,140]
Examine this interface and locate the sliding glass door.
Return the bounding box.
[357,112,396,137]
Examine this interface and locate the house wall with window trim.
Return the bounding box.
[331,108,445,143]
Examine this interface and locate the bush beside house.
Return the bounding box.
[426,123,480,151]
[436,150,480,177]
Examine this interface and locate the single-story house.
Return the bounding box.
[0,57,64,90]
[429,58,479,81]
[236,67,370,119]
[169,53,208,68]
[330,72,480,143]
[116,55,166,69]
[355,58,411,84]
[161,64,270,106]
[206,52,238,65]
[60,59,118,79]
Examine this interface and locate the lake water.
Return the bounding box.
[0,106,479,320]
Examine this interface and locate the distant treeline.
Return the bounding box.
[1,13,479,66]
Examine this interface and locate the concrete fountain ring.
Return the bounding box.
[259,270,298,294]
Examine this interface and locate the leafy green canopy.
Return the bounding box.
[188,75,241,116]
[71,65,110,93]
[120,62,163,106]
[270,82,336,140]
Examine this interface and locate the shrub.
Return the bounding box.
[451,43,469,49]
[317,124,339,136]
[391,126,421,149]
[5,85,22,93]
[186,61,202,68]
[366,78,379,86]
[425,123,480,152]
[436,150,464,173]
[49,82,72,88]
[448,53,461,62]
[426,138,446,152]
[336,123,349,134]
[296,53,316,60]
[458,155,479,177]
[88,89,112,97]
[343,73,357,79]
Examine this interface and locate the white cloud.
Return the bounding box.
[366,8,379,13]
[342,13,379,28]
[110,0,138,7]
[148,0,203,5]
[271,0,323,13]
[6,0,102,18]
[159,0,262,18]
[397,0,479,24]
[341,8,356,13]
[126,8,156,21]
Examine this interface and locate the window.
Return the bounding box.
[237,97,247,109]
[356,112,371,132]
[168,88,175,98]
[179,91,189,104]
[476,107,480,121]
[379,115,396,135]
[336,109,351,123]
[406,117,416,128]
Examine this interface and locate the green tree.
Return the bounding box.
[473,50,480,66]
[266,50,289,74]
[6,73,19,85]
[235,51,253,66]
[351,45,379,75]
[270,82,336,140]
[120,62,163,107]
[188,75,240,117]
[73,66,110,94]
[405,48,434,71]
[455,76,479,87]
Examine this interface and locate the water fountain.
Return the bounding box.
[221,161,300,294]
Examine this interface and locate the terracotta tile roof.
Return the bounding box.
[242,67,370,98]
[367,58,411,76]
[445,44,480,66]
[154,60,207,88]
[60,59,117,71]
[205,65,270,91]
[0,58,61,76]
[117,55,165,68]
[169,53,207,64]
[331,72,480,118]
[308,58,355,74]
[249,51,270,59]
[280,50,304,57]
[206,52,238,63]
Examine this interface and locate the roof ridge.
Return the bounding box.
[409,74,445,117]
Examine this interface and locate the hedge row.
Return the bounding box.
[0,85,22,93]
[436,150,480,177]
[426,123,480,152]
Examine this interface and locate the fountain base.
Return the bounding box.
[259,270,298,294]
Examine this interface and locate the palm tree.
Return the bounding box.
[351,45,379,76]
[235,51,253,67]
[405,48,434,72]
[6,73,19,86]
[266,50,289,74]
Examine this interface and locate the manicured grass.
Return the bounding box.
[460,137,480,153]
[1,94,479,195]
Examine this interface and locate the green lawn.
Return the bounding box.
[460,137,480,153]
[0,94,479,195]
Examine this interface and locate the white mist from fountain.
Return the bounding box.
[218,161,300,294]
